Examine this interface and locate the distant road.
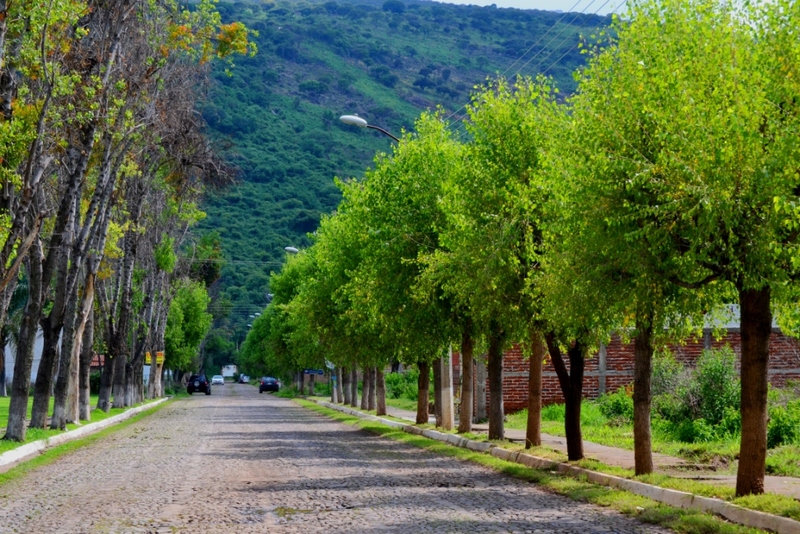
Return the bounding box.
[0,383,667,533]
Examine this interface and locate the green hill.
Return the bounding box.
[196,0,609,353]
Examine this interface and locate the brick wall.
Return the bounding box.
[454,329,800,413]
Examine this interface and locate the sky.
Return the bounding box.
[427,0,624,16]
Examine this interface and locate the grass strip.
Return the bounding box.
[0,399,171,488]
[298,399,766,534]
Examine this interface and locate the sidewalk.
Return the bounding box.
[382,404,800,499]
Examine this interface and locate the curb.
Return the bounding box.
[314,400,800,534]
[0,397,170,470]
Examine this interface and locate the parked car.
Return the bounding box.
[187,374,211,395]
[238,374,249,384]
[211,375,225,385]
[259,377,280,393]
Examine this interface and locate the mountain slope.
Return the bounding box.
[197,0,609,344]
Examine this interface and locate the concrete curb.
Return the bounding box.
[314,400,800,534]
[0,397,169,470]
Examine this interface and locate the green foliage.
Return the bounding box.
[597,388,634,425]
[154,235,177,273]
[164,279,213,371]
[651,350,683,397]
[199,1,607,338]
[188,231,224,288]
[384,370,419,401]
[89,371,101,395]
[693,347,739,426]
[768,400,800,448]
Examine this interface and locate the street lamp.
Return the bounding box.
[284,246,299,253]
[339,115,399,142]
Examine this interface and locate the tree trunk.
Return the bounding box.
[736,286,771,497]
[633,318,654,475]
[458,326,474,434]
[336,367,344,404]
[97,356,114,412]
[367,367,376,411]
[360,367,369,410]
[350,366,358,408]
[487,322,505,440]
[341,366,350,405]
[298,371,305,395]
[52,271,87,429]
[309,373,315,396]
[79,311,94,420]
[4,241,44,441]
[416,360,430,424]
[29,322,59,428]
[475,356,487,423]
[433,357,442,427]
[0,331,6,398]
[376,367,386,416]
[526,330,544,449]
[546,333,585,461]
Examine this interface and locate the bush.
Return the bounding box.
[541,403,565,421]
[651,349,683,396]
[597,387,633,424]
[768,400,800,448]
[694,346,739,425]
[676,418,718,443]
[384,369,419,401]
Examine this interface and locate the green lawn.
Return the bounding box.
[504,403,800,478]
[0,395,158,454]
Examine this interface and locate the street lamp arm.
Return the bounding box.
[366,124,400,142]
[339,114,399,142]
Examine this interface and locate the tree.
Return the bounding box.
[164,280,213,372]
[564,0,800,494]
[421,78,558,441]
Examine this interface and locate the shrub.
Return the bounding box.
[768,399,800,448]
[541,403,565,421]
[597,386,633,424]
[676,418,718,443]
[651,349,683,396]
[694,346,740,425]
[384,369,419,401]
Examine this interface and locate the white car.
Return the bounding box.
[211,375,225,385]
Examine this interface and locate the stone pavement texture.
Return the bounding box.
[0,384,671,533]
[381,405,800,499]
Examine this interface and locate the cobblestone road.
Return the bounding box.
[0,384,671,533]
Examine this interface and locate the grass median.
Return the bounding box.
[297,398,780,534]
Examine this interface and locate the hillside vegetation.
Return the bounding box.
[197,0,609,353]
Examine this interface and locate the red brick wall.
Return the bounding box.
[454,329,800,413]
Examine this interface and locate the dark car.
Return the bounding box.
[259,377,280,393]
[187,374,211,395]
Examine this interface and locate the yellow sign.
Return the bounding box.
[146,352,165,365]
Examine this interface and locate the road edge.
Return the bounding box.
[0,397,170,470]
[311,399,800,534]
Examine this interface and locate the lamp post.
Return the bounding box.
[339,115,399,142]
[284,246,299,253]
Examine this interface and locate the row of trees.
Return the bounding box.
[0,0,253,442]
[243,0,800,497]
